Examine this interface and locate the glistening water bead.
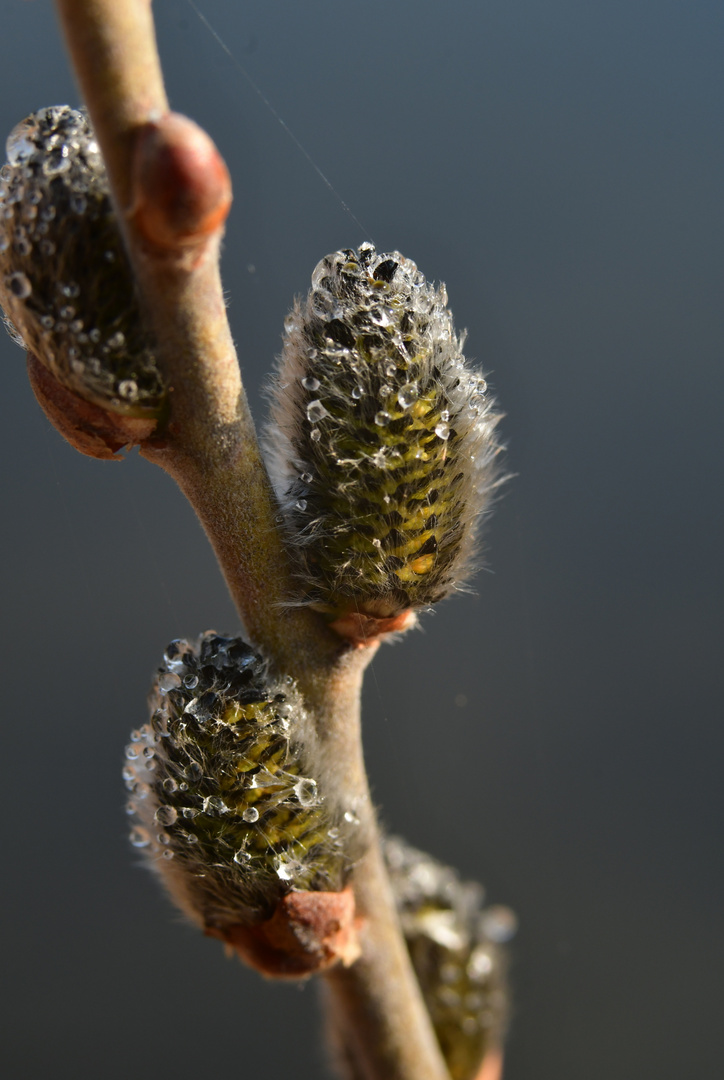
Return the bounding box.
[0,106,165,417]
[267,244,505,627]
[124,632,362,934]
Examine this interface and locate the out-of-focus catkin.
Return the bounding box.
[385,837,515,1080]
[267,244,504,635]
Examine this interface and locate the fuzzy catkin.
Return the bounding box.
[384,836,514,1080]
[0,106,165,417]
[267,244,504,623]
[125,633,361,933]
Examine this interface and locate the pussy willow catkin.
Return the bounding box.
[385,836,514,1080]
[124,633,361,933]
[267,244,504,626]
[0,106,165,417]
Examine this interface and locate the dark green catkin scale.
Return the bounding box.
[0,106,165,417]
[124,633,359,932]
[268,244,504,621]
[384,837,514,1080]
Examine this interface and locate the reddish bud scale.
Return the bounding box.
[130,112,231,252]
[27,351,156,460]
[208,886,362,978]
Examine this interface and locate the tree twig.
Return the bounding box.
[53,2,452,1078]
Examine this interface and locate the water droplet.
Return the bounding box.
[69,319,84,333]
[384,361,397,378]
[183,673,199,690]
[480,905,518,944]
[7,271,31,298]
[40,205,56,222]
[185,832,199,844]
[438,987,461,1008]
[440,962,459,985]
[302,376,320,391]
[306,400,328,423]
[233,848,251,865]
[202,796,226,815]
[398,382,419,408]
[155,805,178,827]
[40,315,54,330]
[374,411,390,427]
[157,672,181,693]
[440,409,450,422]
[42,145,71,177]
[6,117,38,166]
[351,385,364,400]
[344,809,360,825]
[186,692,219,723]
[468,946,494,981]
[185,762,203,782]
[300,471,313,483]
[107,331,125,349]
[328,827,340,839]
[295,499,307,512]
[59,305,75,320]
[242,806,259,823]
[142,746,155,761]
[294,778,318,806]
[434,422,450,440]
[125,744,139,760]
[284,313,299,334]
[275,854,299,881]
[380,384,393,397]
[162,777,178,794]
[129,826,151,848]
[122,765,137,784]
[161,848,175,860]
[89,328,101,343]
[310,428,321,443]
[118,379,138,400]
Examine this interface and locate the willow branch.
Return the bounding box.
[54,0,336,674]
[53,3,451,1080]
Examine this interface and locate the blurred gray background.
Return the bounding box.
[1,2,722,1077]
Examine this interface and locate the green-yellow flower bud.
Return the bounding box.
[267,244,504,641]
[125,633,363,974]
